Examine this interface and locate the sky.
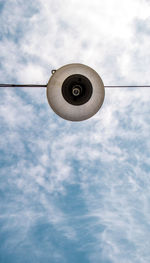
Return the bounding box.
[0,0,150,262]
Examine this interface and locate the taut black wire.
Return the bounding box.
[0,84,150,88]
[104,85,150,88]
[0,84,47,87]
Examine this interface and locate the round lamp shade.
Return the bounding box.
[47,63,105,121]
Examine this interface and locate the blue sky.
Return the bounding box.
[0,0,150,262]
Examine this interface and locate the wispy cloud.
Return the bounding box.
[1,0,150,262]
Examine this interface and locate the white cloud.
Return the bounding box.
[1,0,150,262]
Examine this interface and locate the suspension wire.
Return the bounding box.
[104,85,150,88]
[0,84,150,88]
[0,84,47,87]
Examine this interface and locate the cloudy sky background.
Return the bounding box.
[0,0,150,262]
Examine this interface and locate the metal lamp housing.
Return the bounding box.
[47,63,105,121]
